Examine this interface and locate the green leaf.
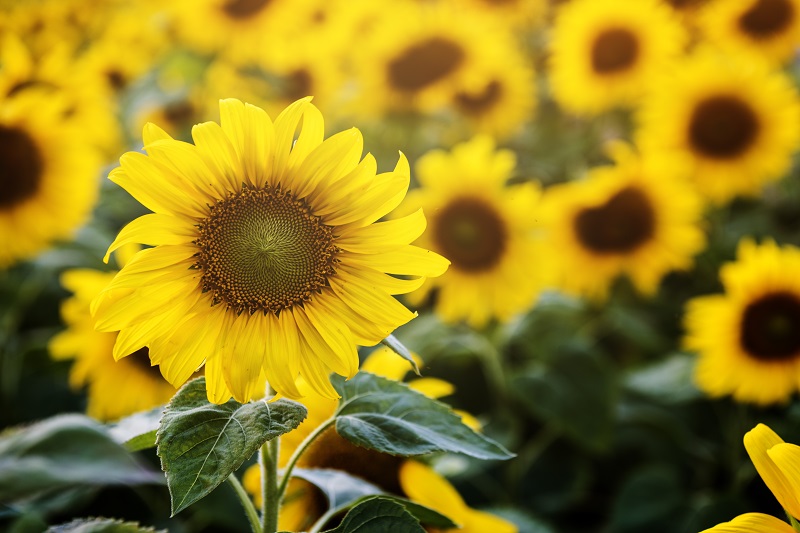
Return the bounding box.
[624,353,702,404]
[380,335,420,376]
[322,496,425,533]
[332,372,513,460]
[48,517,166,533]
[156,377,307,516]
[0,415,163,505]
[108,407,163,451]
[292,468,384,509]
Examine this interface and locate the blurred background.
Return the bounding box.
[3,0,800,531]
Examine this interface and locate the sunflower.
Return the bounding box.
[541,143,706,300]
[395,136,543,328]
[49,246,188,422]
[351,1,518,116]
[548,0,687,115]
[699,0,800,64]
[684,239,800,405]
[636,50,800,204]
[701,424,800,532]
[0,89,101,268]
[242,348,509,532]
[92,98,448,403]
[456,0,547,29]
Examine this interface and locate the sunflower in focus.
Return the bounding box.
[0,90,101,268]
[701,423,800,532]
[396,136,543,328]
[548,0,686,115]
[685,240,800,405]
[49,246,187,422]
[93,98,448,403]
[700,0,800,64]
[243,348,511,533]
[637,50,800,204]
[541,144,706,300]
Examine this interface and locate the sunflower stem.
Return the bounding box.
[260,436,280,533]
[227,473,261,533]
[788,512,800,532]
[275,416,336,506]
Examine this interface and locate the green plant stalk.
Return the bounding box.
[261,436,280,533]
[227,473,261,533]
[789,512,800,532]
[275,416,336,505]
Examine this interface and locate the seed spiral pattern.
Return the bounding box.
[194,185,338,315]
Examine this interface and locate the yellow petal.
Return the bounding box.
[299,304,359,379]
[104,214,195,263]
[700,513,795,533]
[222,313,267,403]
[293,128,363,199]
[341,246,450,277]
[409,378,454,399]
[336,209,426,254]
[398,461,467,523]
[744,424,800,519]
[265,311,303,399]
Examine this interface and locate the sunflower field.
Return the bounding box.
[5,0,800,532]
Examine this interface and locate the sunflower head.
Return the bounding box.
[94,97,448,403]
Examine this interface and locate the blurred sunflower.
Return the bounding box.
[541,144,705,300]
[457,0,547,28]
[548,0,686,115]
[0,90,101,268]
[637,50,800,204]
[685,239,800,405]
[701,423,800,532]
[396,136,544,328]
[243,348,511,533]
[49,246,188,422]
[352,1,515,116]
[700,0,800,64]
[93,98,448,403]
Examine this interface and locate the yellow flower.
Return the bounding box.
[548,0,686,115]
[243,348,502,531]
[396,136,544,328]
[701,424,800,532]
[0,89,101,268]
[93,97,448,403]
[49,246,187,422]
[636,50,800,204]
[699,0,800,65]
[685,239,800,405]
[541,143,705,300]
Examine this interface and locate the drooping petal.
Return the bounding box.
[744,424,800,520]
[699,513,795,533]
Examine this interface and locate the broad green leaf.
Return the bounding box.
[292,468,384,509]
[624,353,702,404]
[156,377,307,515]
[0,415,162,505]
[332,372,513,460]
[322,496,425,533]
[380,335,420,376]
[108,407,163,451]
[48,518,165,532]
[345,495,457,530]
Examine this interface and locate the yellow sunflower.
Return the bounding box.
[0,89,101,268]
[701,423,800,532]
[548,0,687,115]
[49,246,189,422]
[243,348,508,533]
[541,143,706,300]
[92,97,448,403]
[351,1,517,116]
[685,239,800,405]
[699,0,800,64]
[396,136,544,328]
[456,0,547,29]
[636,50,800,204]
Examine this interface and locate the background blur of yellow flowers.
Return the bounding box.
[5,0,800,531]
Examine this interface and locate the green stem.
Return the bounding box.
[227,474,261,533]
[788,512,800,532]
[275,417,336,505]
[261,437,280,533]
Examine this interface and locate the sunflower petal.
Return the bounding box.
[744,424,800,520]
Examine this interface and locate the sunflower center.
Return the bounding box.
[302,427,404,494]
[738,0,794,38]
[195,185,338,315]
[688,95,759,159]
[454,80,503,115]
[105,69,127,91]
[741,292,800,360]
[574,186,655,254]
[434,196,507,272]
[591,28,639,74]
[387,37,465,93]
[221,0,272,19]
[283,69,313,102]
[0,125,43,209]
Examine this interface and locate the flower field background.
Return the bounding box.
[4,0,800,532]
